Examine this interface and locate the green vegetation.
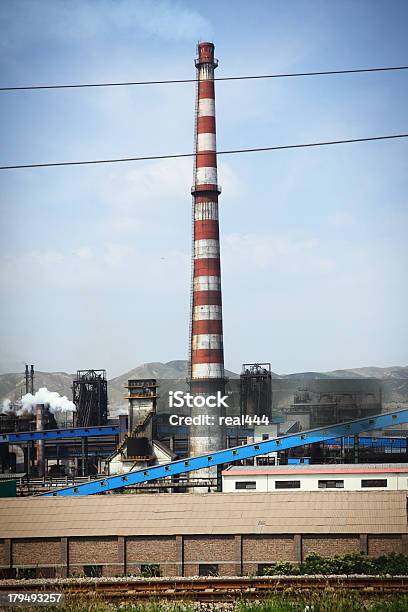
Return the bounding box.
[140,564,162,578]
[261,552,408,576]
[21,594,408,612]
[237,594,408,611]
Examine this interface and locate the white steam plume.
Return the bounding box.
[20,387,76,414]
[2,399,11,412]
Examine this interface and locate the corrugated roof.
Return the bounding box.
[0,491,406,538]
[222,463,408,476]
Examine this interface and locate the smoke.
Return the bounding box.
[20,387,76,414]
[2,399,11,412]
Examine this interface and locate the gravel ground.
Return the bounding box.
[0,574,405,587]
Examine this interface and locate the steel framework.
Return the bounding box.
[240,363,272,419]
[41,408,408,496]
[73,370,108,427]
[1,425,122,443]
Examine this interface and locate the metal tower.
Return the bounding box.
[240,363,272,419]
[73,370,108,427]
[189,42,226,460]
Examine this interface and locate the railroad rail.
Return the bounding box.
[1,576,408,600]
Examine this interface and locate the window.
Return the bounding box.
[257,456,276,466]
[235,481,256,490]
[37,568,56,578]
[318,480,344,489]
[83,565,102,577]
[257,563,275,576]
[141,564,161,578]
[199,564,218,576]
[275,480,301,489]
[361,479,388,488]
[16,568,36,579]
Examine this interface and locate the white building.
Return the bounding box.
[222,463,408,492]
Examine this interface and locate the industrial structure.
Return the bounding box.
[24,365,34,395]
[0,43,399,489]
[40,408,408,496]
[189,42,226,463]
[287,382,382,429]
[73,369,108,427]
[240,363,272,419]
[0,41,407,583]
[107,379,177,475]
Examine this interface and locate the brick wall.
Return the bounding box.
[12,538,61,566]
[184,535,236,562]
[127,536,177,563]
[5,533,407,577]
[368,536,403,557]
[243,535,296,563]
[184,535,237,575]
[126,536,178,576]
[302,536,360,559]
[69,537,118,564]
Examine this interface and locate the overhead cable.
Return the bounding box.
[1,65,407,91]
[1,133,407,171]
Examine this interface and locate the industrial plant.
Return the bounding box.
[0,42,407,590]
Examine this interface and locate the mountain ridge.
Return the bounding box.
[1,362,407,412]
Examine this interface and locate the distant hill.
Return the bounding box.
[108,360,189,413]
[0,371,74,405]
[1,362,407,414]
[326,366,408,380]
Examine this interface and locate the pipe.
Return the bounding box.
[35,404,45,477]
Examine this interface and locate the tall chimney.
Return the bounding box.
[36,404,45,478]
[25,365,30,394]
[30,365,34,395]
[189,42,226,462]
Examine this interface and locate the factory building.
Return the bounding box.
[222,464,408,492]
[106,379,183,480]
[0,492,406,578]
[283,379,382,429]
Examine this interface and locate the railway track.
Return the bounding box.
[1,576,408,601]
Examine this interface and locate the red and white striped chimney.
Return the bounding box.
[189,42,226,458]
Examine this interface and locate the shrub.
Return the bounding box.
[262,561,300,576]
[260,552,408,576]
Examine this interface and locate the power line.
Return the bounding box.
[1,133,406,171]
[1,65,407,91]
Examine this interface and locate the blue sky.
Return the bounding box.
[0,0,407,377]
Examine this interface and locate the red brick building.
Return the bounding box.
[0,491,407,578]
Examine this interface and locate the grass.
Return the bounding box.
[237,593,408,611]
[15,593,408,612]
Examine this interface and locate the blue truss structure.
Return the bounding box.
[41,408,408,497]
[2,425,123,443]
